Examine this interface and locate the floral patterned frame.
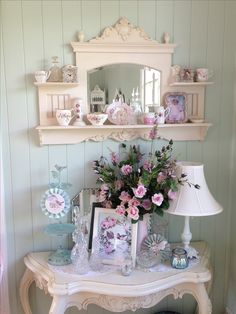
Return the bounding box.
[90,206,138,266]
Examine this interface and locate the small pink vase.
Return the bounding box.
[136,214,150,252]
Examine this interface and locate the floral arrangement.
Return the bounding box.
[93,140,198,223]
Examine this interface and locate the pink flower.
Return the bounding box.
[115,180,123,190]
[100,184,109,191]
[168,190,177,200]
[143,160,152,172]
[101,220,110,229]
[105,243,114,254]
[128,197,140,207]
[127,206,139,220]
[157,172,166,183]
[152,193,164,206]
[121,164,133,175]
[107,217,117,227]
[111,152,119,165]
[119,191,131,203]
[133,184,147,198]
[115,204,126,216]
[149,127,157,140]
[142,199,152,210]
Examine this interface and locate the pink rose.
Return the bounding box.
[128,197,140,207]
[143,160,152,172]
[121,164,133,175]
[152,193,164,206]
[168,190,177,200]
[119,191,131,203]
[133,184,147,198]
[115,204,126,216]
[157,172,166,183]
[115,180,123,190]
[127,206,139,220]
[142,199,152,210]
[111,152,119,165]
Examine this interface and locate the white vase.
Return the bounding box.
[136,214,150,252]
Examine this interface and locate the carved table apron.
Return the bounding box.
[20,241,212,314]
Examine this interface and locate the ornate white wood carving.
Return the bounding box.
[89,17,153,43]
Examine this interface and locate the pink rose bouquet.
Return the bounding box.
[93,140,198,223]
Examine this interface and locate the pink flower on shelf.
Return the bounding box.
[168,189,177,200]
[127,206,139,220]
[157,172,166,183]
[152,193,164,206]
[119,191,131,203]
[121,164,133,175]
[116,204,126,216]
[128,197,140,207]
[133,184,147,198]
[142,198,152,210]
[111,152,119,165]
[115,180,123,190]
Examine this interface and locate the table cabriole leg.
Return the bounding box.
[49,296,68,314]
[19,268,35,314]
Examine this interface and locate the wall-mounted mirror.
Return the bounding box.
[88,64,161,113]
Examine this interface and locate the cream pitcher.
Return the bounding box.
[156,106,170,124]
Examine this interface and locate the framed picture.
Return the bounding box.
[90,206,138,266]
[164,92,188,123]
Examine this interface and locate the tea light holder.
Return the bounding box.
[171,247,188,269]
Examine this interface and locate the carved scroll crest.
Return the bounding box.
[89,17,155,43]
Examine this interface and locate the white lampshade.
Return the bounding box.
[166,161,223,217]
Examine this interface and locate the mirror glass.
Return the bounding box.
[88,64,161,113]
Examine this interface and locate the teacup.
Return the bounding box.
[143,112,157,125]
[56,109,74,126]
[156,106,170,124]
[195,68,213,82]
[35,70,51,83]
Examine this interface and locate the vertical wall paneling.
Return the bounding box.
[156,0,174,43]
[62,0,82,65]
[82,0,101,41]
[119,0,138,25]
[1,1,236,313]
[138,1,156,39]
[101,0,119,30]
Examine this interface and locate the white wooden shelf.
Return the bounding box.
[36,123,212,145]
[169,81,214,87]
[34,82,79,87]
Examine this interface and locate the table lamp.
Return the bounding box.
[166,161,223,258]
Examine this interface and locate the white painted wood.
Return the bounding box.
[36,123,212,145]
[20,242,212,314]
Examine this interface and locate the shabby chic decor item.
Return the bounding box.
[34,70,51,83]
[48,56,62,82]
[93,140,186,223]
[72,98,86,126]
[171,247,188,269]
[62,65,78,83]
[87,112,108,126]
[90,207,138,266]
[56,109,74,126]
[166,161,223,258]
[40,165,74,265]
[164,93,188,124]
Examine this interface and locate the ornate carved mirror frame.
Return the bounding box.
[71,17,176,114]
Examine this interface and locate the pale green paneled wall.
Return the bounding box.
[1,1,236,313]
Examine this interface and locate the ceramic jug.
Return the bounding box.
[156,106,170,124]
[35,70,51,83]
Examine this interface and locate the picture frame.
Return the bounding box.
[164,92,188,123]
[89,206,138,266]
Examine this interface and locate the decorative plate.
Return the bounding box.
[40,188,71,219]
[106,102,132,125]
[141,233,171,261]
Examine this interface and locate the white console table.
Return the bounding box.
[20,241,212,314]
